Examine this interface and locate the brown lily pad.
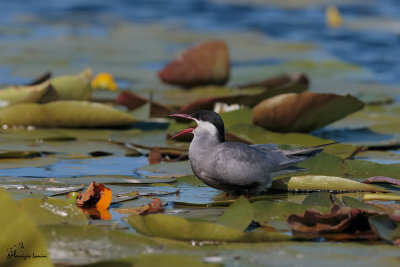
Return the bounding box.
[158,40,230,88]
[116,91,172,117]
[363,176,400,186]
[252,92,365,132]
[179,72,308,114]
[287,204,378,236]
[116,198,164,215]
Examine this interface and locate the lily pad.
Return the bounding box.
[127,213,243,241]
[216,196,253,231]
[369,214,400,244]
[39,224,190,266]
[19,197,88,226]
[0,180,84,196]
[0,101,137,127]
[50,69,92,100]
[112,191,139,203]
[271,175,388,192]
[252,200,328,223]
[252,92,364,133]
[57,175,177,185]
[0,188,52,267]
[0,80,53,105]
[342,196,384,212]
[301,191,341,207]
[139,161,193,176]
[0,155,57,169]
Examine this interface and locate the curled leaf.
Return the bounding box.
[77,182,112,210]
[158,40,230,88]
[116,198,164,215]
[287,204,377,235]
[116,91,172,117]
[363,176,400,186]
[252,92,364,132]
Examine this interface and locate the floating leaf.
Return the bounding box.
[179,72,308,114]
[116,91,172,117]
[139,161,193,176]
[60,175,177,185]
[77,182,112,210]
[0,189,52,267]
[39,224,190,265]
[111,191,139,203]
[363,176,400,186]
[19,197,88,226]
[369,214,400,244]
[342,196,384,212]
[301,192,341,207]
[252,200,328,223]
[0,155,57,169]
[0,180,84,196]
[0,80,53,105]
[252,92,364,132]
[0,151,42,159]
[216,196,253,231]
[50,69,92,100]
[0,101,137,127]
[127,213,243,241]
[116,198,164,215]
[158,40,230,88]
[363,193,400,201]
[271,175,388,192]
[287,204,377,235]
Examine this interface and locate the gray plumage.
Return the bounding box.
[171,110,334,195]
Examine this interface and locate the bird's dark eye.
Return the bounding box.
[198,114,204,120]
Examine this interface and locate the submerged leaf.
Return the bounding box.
[271,175,388,192]
[117,198,164,215]
[252,92,364,132]
[0,101,137,127]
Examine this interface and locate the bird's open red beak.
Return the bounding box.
[169,113,197,139]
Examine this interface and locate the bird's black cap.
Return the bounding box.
[191,110,225,142]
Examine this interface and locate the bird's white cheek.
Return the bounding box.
[194,121,218,137]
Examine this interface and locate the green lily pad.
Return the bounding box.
[0,101,137,127]
[301,191,342,207]
[0,180,84,196]
[39,224,190,266]
[342,196,384,212]
[19,197,88,226]
[252,200,328,223]
[139,161,193,176]
[0,188,52,267]
[112,191,139,203]
[0,80,52,105]
[271,175,388,192]
[216,196,253,231]
[81,254,222,267]
[63,175,177,185]
[127,213,244,241]
[0,151,42,159]
[0,155,57,169]
[369,214,400,243]
[50,69,92,100]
